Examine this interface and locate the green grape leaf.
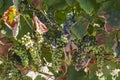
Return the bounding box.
[3,26,13,38]
[71,19,88,39]
[102,61,119,79]
[107,31,117,50]
[76,0,96,14]
[67,65,98,80]
[55,11,66,24]
[96,0,105,3]
[65,0,77,6]
[0,0,4,9]
[41,45,52,62]
[94,17,105,28]
[35,75,46,80]
[98,0,113,13]
[23,76,32,80]
[54,0,68,10]
[48,0,68,10]
[17,15,32,39]
[0,0,13,15]
[67,66,86,80]
[116,75,120,80]
[27,0,33,4]
[42,0,54,6]
[87,24,96,36]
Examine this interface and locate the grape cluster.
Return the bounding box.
[72,35,107,75]
[72,35,97,70]
[92,46,106,79]
[21,33,34,49]
[20,33,42,65]
[51,35,68,72]
[51,48,63,71]
[0,56,23,80]
[94,46,105,70]
[12,45,29,67]
[56,35,68,48]
[11,32,44,67]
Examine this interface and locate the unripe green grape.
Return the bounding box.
[29,48,40,65]
[12,45,29,67]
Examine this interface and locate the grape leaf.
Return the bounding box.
[65,0,77,6]
[42,0,54,6]
[0,0,4,9]
[96,0,105,3]
[67,65,98,80]
[35,75,46,80]
[2,6,20,39]
[48,0,68,10]
[98,0,113,12]
[0,0,13,15]
[98,1,120,32]
[23,76,32,80]
[107,31,117,49]
[71,19,88,39]
[17,15,32,39]
[54,0,68,10]
[55,11,66,24]
[41,45,52,62]
[77,0,96,15]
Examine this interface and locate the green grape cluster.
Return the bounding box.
[11,32,44,67]
[73,43,108,78]
[91,46,107,79]
[94,46,105,68]
[72,35,97,70]
[56,35,68,48]
[20,33,42,65]
[0,57,22,80]
[12,45,29,67]
[35,33,44,45]
[21,32,34,49]
[51,48,63,71]
[51,35,68,72]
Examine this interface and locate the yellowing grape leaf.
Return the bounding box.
[33,14,48,34]
[2,5,20,39]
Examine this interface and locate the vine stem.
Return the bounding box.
[20,14,33,30]
[39,9,53,26]
[25,9,39,14]
[39,71,54,76]
[39,71,54,79]
[24,9,54,26]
